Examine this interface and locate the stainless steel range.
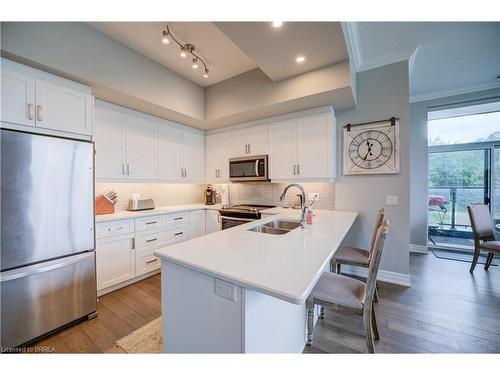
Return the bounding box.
[219,204,276,230]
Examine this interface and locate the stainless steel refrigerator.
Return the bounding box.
[1,129,96,350]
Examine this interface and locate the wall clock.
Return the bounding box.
[343,118,400,175]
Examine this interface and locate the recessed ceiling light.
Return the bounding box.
[272,21,283,28]
[179,50,187,58]
[161,31,170,45]
[203,73,209,78]
[295,55,305,63]
[192,63,199,69]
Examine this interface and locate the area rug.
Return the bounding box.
[115,317,163,353]
[431,248,497,266]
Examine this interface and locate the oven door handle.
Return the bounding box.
[220,216,256,222]
[255,159,259,177]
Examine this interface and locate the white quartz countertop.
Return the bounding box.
[154,209,357,304]
[95,203,223,223]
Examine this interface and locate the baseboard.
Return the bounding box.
[341,265,411,287]
[97,269,161,297]
[410,244,429,254]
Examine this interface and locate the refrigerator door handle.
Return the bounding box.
[0,252,94,283]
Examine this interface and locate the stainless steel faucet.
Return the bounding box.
[280,183,307,228]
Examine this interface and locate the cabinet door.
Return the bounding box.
[35,80,92,135]
[248,125,268,155]
[125,114,158,179]
[189,210,206,239]
[93,106,126,179]
[1,70,35,127]
[229,128,248,157]
[158,122,184,180]
[183,131,205,181]
[205,210,220,234]
[96,233,135,291]
[297,112,332,179]
[268,119,297,180]
[205,132,231,181]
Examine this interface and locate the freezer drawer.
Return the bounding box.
[0,252,97,349]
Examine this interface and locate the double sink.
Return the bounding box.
[248,220,301,235]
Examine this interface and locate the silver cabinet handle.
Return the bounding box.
[27,103,33,120]
[174,231,184,236]
[297,164,300,175]
[36,105,43,121]
[108,226,123,232]
[145,221,157,225]
[174,217,184,221]
[248,144,251,154]
[184,168,187,178]
[146,258,159,264]
[146,237,158,243]
[131,238,135,250]
[293,164,296,175]
[122,164,126,176]
[215,170,218,178]
[126,163,130,176]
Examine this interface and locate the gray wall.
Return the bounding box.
[0,22,205,122]
[410,88,500,246]
[335,61,410,276]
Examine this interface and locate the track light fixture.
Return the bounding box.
[161,25,210,78]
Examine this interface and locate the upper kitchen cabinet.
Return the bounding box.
[205,131,231,181]
[1,59,92,136]
[268,108,336,181]
[158,121,205,182]
[229,125,268,157]
[1,70,35,127]
[94,102,158,181]
[125,115,158,179]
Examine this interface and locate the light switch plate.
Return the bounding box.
[214,279,237,301]
[386,195,398,206]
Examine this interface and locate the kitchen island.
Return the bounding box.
[154,209,357,353]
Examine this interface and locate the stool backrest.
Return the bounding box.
[467,205,494,241]
[365,219,389,307]
[369,208,386,253]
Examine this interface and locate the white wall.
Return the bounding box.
[335,61,410,276]
[0,22,205,123]
[409,87,500,247]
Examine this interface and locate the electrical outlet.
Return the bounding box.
[308,192,320,202]
[386,195,399,206]
[214,279,237,301]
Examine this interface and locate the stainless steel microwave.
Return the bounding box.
[229,155,269,182]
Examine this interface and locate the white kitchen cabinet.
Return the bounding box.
[205,132,231,181]
[1,60,92,136]
[205,210,221,234]
[158,122,204,182]
[268,119,297,180]
[268,109,335,181]
[35,80,92,135]
[96,233,135,291]
[158,123,184,180]
[125,115,158,179]
[94,106,126,179]
[183,131,205,181]
[229,125,268,157]
[1,70,35,127]
[189,210,206,239]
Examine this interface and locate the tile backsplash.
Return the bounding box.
[95,182,335,212]
[95,183,205,211]
[220,182,335,210]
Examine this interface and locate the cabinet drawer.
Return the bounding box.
[96,219,134,239]
[164,211,189,226]
[135,226,188,250]
[135,215,164,232]
[136,252,161,276]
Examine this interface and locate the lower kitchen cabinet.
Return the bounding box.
[189,210,206,239]
[205,210,221,234]
[96,233,135,291]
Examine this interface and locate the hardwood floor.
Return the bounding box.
[305,253,500,353]
[32,275,161,353]
[30,253,500,353]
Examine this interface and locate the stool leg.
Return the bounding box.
[307,305,314,346]
[485,253,494,270]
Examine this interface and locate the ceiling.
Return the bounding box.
[214,22,349,82]
[88,22,257,87]
[346,22,500,101]
[88,22,350,87]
